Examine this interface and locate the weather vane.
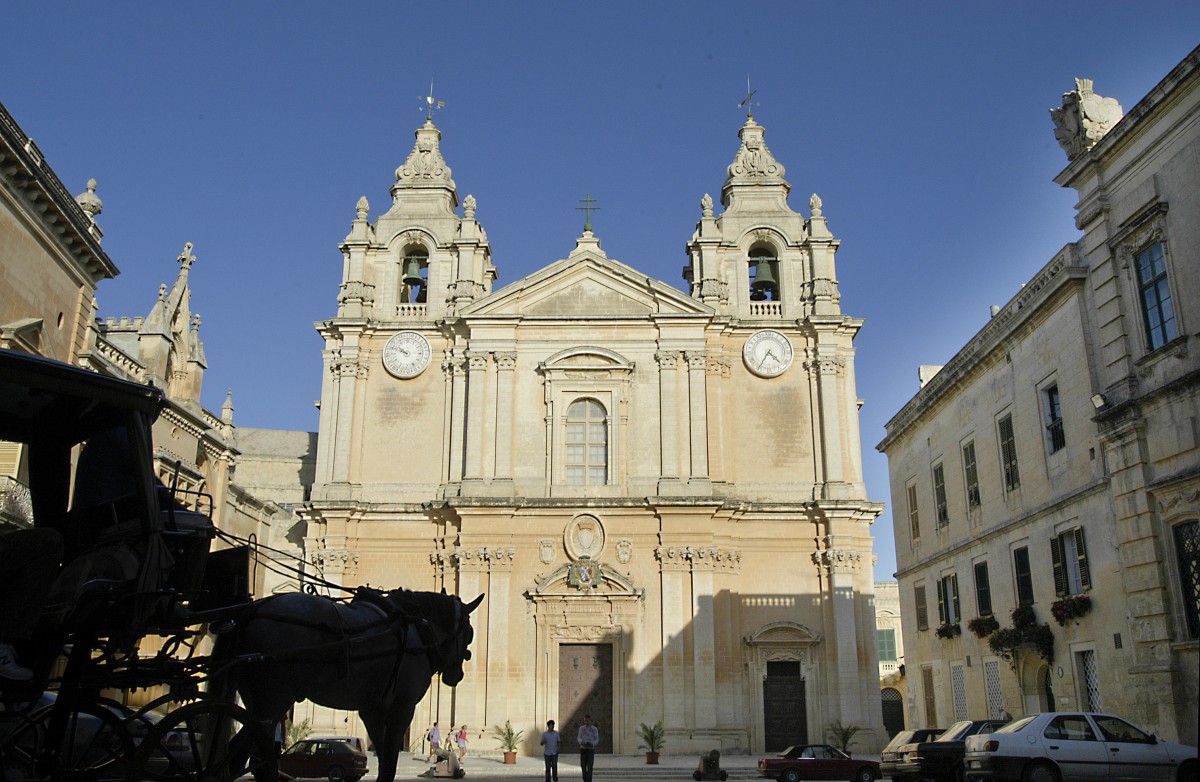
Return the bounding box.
[577,193,600,232]
[738,76,759,118]
[419,80,445,120]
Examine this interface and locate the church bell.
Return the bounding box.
[402,258,425,288]
[750,261,778,299]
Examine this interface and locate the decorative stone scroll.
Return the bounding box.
[726,118,786,182]
[395,120,454,185]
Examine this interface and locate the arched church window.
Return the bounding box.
[401,249,429,304]
[565,398,607,486]
[748,246,779,301]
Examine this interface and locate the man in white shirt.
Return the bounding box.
[577,714,599,782]
[540,719,561,782]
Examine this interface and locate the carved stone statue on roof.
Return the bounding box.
[1050,78,1124,161]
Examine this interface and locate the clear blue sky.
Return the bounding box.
[4,4,1197,582]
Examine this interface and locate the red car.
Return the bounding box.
[279,738,369,782]
[759,744,880,782]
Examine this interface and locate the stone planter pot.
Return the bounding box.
[646,752,660,765]
[503,751,517,765]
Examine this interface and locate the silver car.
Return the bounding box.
[963,712,1197,782]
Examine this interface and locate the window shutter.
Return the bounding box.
[1074,527,1091,590]
[915,584,929,630]
[950,574,960,621]
[936,578,947,624]
[1051,536,1065,596]
[974,561,993,616]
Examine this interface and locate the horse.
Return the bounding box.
[214,588,483,782]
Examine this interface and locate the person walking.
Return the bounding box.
[426,722,441,762]
[577,714,599,782]
[456,725,469,762]
[540,719,561,782]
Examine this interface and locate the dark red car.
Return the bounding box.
[279,738,369,782]
[759,744,880,782]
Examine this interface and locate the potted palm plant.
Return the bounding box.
[637,721,665,764]
[491,720,523,764]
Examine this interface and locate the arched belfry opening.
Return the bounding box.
[401,246,429,303]
[748,245,779,301]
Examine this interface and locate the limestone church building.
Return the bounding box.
[285,113,886,754]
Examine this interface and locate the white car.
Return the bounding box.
[963,712,1197,782]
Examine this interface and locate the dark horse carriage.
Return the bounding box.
[0,349,481,781]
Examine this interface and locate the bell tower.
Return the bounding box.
[335,117,496,323]
[684,116,841,321]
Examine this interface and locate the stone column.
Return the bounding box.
[810,354,847,499]
[656,351,679,488]
[691,547,717,727]
[484,547,515,729]
[656,546,690,728]
[450,546,489,732]
[493,352,517,485]
[685,351,710,484]
[447,354,467,484]
[815,546,864,724]
[463,352,488,484]
[331,353,362,483]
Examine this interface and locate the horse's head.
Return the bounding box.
[433,593,483,687]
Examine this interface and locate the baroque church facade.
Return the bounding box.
[299,113,885,754]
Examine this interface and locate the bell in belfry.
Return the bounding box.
[750,261,777,299]
[403,258,424,288]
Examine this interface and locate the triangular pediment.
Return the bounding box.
[462,255,713,319]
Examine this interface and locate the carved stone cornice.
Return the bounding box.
[655,351,678,368]
[310,548,359,568]
[699,278,728,301]
[550,624,623,642]
[655,545,741,572]
[812,548,864,574]
[804,356,844,376]
[338,280,376,304]
[878,246,1087,450]
[451,546,516,572]
[707,355,731,376]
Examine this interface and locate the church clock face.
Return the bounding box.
[382,331,431,379]
[743,330,793,378]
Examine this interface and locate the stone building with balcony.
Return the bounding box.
[877,47,1200,744]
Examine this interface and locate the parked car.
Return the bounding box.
[279,737,370,782]
[758,744,880,782]
[894,719,1007,782]
[881,729,943,779]
[963,712,1198,782]
[308,736,368,755]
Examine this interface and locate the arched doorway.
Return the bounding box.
[1038,664,1055,713]
[881,688,904,738]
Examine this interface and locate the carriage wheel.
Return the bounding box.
[0,698,135,781]
[129,701,273,782]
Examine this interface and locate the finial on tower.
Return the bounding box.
[355,195,369,220]
[419,80,445,121]
[75,178,103,219]
[177,242,196,270]
[738,77,760,119]
[576,193,601,233]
